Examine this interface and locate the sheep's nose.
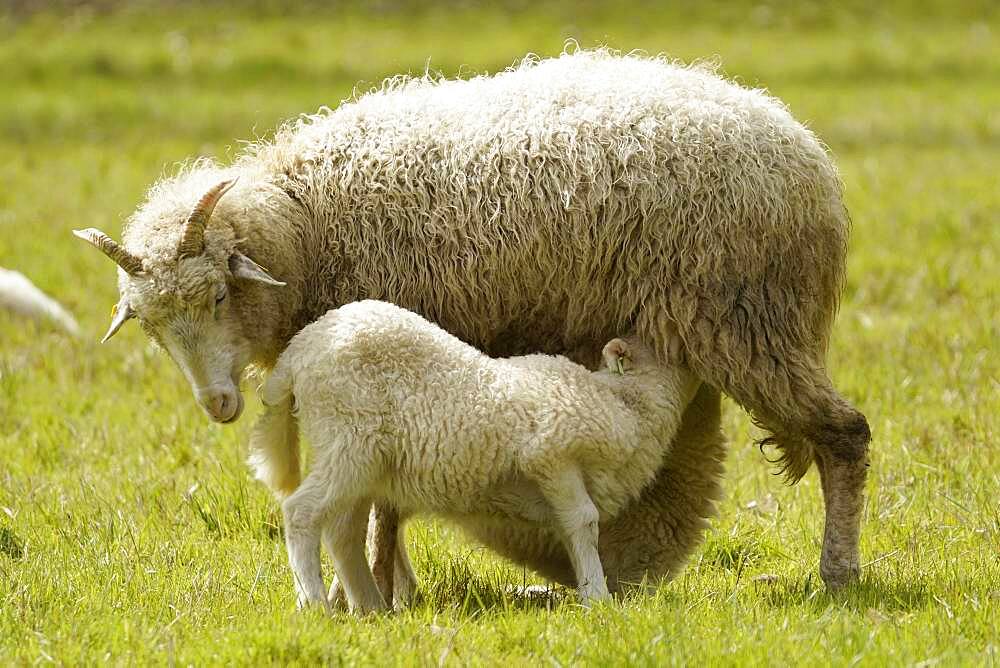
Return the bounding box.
[207,393,231,419]
[198,386,243,423]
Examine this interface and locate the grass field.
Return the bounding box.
[1,2,998,664]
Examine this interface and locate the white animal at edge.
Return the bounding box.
[0,267,79,336]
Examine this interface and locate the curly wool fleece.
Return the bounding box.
[250,300,701,608]
[268,49,861,475]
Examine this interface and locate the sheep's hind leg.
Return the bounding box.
[323,499,388,614]
[535,467,609,604]
[751,369,871,589]
[282,477,332,611]
[787,378,871,589]
[815,447,868,588]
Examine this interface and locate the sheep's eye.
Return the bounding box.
[215,289,227,305]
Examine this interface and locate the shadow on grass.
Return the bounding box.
[416,556,571,615]
[755,575,930,613]
[336,565,936,619]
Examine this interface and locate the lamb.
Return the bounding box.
[0,267,80,336]
[74,48,869,590]
[249,300,700,611]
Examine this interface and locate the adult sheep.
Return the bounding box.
[74,49,870,590]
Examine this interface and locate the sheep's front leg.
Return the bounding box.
[536,467,609,604]
[282,478,331,611]
[323,499,388,614]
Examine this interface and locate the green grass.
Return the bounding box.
[1,2,998,664]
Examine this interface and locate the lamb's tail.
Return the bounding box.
[248,366,300,498]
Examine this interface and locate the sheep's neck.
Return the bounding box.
[228,177,314,369]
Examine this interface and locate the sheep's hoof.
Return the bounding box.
[577,582,611,607]
[820,559,861,591]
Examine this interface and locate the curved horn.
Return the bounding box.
[72,228,144,276]
[102,298,134,343]
[177,177,239,258]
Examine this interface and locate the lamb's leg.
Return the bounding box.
[282,476,331,611]
[322,508,373,610]
[536,467,609,604]
[393,523,418,606]
[368,502,398,603]
[323,503,382,610]
[323,499,388,614]
[325,564,347,610]
[329,503,417,610]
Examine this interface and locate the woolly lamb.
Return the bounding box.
[250,300,699,611]
[75,49,869,590]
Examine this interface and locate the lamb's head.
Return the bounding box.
[74,176,285,424]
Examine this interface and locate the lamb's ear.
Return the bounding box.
[602,338,630,375]
[229,252,285,286]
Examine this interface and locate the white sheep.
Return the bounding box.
[0,267,79,336]
[249,300,699,612]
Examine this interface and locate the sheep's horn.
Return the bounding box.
[102,298,134,343]
[72,228,144,276]
[177,177,238,258]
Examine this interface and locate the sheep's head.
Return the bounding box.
[74,177,285,424]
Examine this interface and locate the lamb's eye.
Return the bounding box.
[215,289,227,305]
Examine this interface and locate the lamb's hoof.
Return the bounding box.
[349,598,391,616]
[296,597,333,615]
[327,581,348,611]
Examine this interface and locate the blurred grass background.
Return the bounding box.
[1,1,998,664]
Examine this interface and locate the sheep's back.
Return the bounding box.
[274,49,843,257]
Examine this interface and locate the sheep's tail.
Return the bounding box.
[248,366,301,498]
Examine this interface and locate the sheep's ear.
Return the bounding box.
[102,297,134,343]
[229,252,286,287]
